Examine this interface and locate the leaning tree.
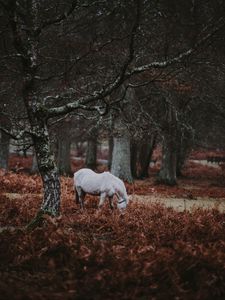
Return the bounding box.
[0,0,224,218]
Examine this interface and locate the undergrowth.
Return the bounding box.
[0,170,225,299]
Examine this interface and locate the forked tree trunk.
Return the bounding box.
[0,131,10,170]
[8,0,61,220]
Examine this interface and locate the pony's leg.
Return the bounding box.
[80,190,86,210]
[76,186,85,209]
[75,187,80,205]
[108,195,114,210]
[98,192,106,209]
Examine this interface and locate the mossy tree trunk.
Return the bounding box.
[28,118,61,216]
[17,1,61,216]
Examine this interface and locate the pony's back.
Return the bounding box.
[74,168,128,203]
[74,168,95,184]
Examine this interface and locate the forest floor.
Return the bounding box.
[0,150,225,299]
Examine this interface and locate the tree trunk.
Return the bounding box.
[57,136,71,175]
[108,135,113,170]
[7,0,61,219]
[0,131,10,170]
[176,139,186,177]
[110,87,134,182]
[176,128,192,177]
[85,138,97,170]
[111,135,133,182]
[158,136,177,185]
[85,126,98,170]
[30,123,60,216]
[31,150,39,173]
[21,52,61,216]
[130,141,138,178]
[138,135,156,179]
[158,102,177,186]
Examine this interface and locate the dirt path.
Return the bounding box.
[133,195,225,212]
[2,192,225,212]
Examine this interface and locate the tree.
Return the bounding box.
[110,86,135,182]
[57,135,72,175]
[0,0,141,216]
[111,117,132,182]
[53,118,72,176]
[138,135,157,179]
[0,0,224,218]
[157,97,178,185]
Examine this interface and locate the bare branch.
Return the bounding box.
[0,126,31,140]
[34,1,78,36]
[128,16,225,76]
[47,0,141,118]
[0,53,23,61]
[46,10,225,120]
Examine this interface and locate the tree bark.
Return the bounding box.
[107,135,113,170]
[85,127,98,170]
[176,137,186,177]
[11,1,61,217]
[57,136,72,175]
[30,122,61,216]
[158,102,177,186]
[158,136,177,185]
[138,135,156,179]
[110,87,134,182]
[176,128,192,177]
[31,150,39,173]
[111,135,133,182]
[0,131,10,170]
[130,141,138,178]
[85,138,97,170]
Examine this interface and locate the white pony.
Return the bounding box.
[74,168,129,210]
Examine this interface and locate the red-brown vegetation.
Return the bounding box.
[1,155,225,299]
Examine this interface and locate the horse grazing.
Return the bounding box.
[74,168,129,210]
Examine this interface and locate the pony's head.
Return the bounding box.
[117,197,127,210]
[117,194,133,210]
